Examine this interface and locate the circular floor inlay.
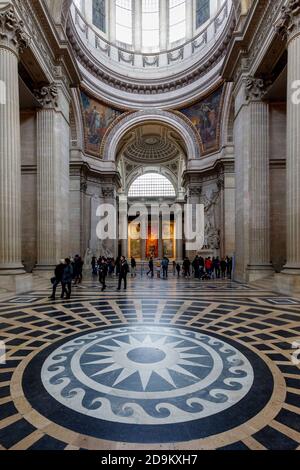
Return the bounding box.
[41,326,253,423]
[22,325,274,442]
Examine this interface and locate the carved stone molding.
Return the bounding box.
[189,187,203,198]
[244,77,270,101]
[34,84,58,109]
[102,188,116,199]
[0,5,29,55]
[276,0,300,41]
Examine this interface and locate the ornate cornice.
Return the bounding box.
[0,5,29,55]
[276,0,300,41]
[34,83,58,108]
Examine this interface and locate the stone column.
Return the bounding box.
[245,77,273,281]
[233,77,273,282]
[0,5,32,292]
[108,0,116,43]
[160,0,168,50]
[186,0,194,41]
[158,214,163,258]
[275,2,300,294]
[133,0,142,51]
[35,83,70,270]
[119,194,128,258]
[35,86,57,269]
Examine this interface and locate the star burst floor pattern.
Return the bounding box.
[81,332,212,392]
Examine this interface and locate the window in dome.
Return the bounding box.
[128,174,176,198]
[169,0,186,44]
[93,0,106,33]
[116,0,133,46]
[142,0,160,51]
[196,0,210,29]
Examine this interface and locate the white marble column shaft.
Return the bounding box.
[0,47,24,273]
[248,100,271,267]
[284,28,300,272]
[36,108,57,267]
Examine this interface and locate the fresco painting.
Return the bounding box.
[81,91,122,156]
[181,86,224,155]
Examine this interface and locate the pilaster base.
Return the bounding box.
[275,272,300,296]
[0,273,33,294]
[246,264,274,283]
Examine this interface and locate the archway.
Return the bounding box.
[101,109,201,163]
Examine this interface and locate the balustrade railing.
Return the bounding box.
[71,0,232,71]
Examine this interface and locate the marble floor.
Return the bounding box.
[0,275,300,450]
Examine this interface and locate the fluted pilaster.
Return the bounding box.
[36,108,57,267]
[277,0,300,273]
[0,6,29,274]
[248,100,271,268]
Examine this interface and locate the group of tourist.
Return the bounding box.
[142,255,233,280]
[49,255,84,300]
[94,256,130,292]
[49,253,233,300]
[182,255,233,280]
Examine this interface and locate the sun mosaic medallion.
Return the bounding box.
[22,324,275,443]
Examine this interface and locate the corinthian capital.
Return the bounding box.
[0,5,29,55]
[245,77,270,102]
[275,0,300,41]
[34,84,59,109]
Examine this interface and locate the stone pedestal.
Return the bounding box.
[275,273,300,296]
[0,5,32,292]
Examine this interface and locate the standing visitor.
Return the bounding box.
[193,256,200,278]
[205,257,213,277]
[131,257,137,277]
[156,259,161,278]
[147,257,154,278]
[183,257,191,278]
[117,256,129,290]
[62,258,73,299]
[162,257,169,279]
[176,262,181,278]
[173,260,176,276]
[49,260,65,300]
[91,256,97,276]
[214,257,221,279]
[220,258,227,279]
[98,257,108,291]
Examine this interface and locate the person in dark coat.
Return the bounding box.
[91,256,97,276]
[98,257,108,291]
[117,256,129,290]
[49,260,65,300]
[62,258,73,299]
[147,257,154,278]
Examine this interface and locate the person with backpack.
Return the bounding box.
[117,256,129,290]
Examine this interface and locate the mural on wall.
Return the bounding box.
[181,86,224,155]
[80,91,122,157]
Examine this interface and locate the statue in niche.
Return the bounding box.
[201,186,221,250]
[97,240,113,259]
[84,248,93,268]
